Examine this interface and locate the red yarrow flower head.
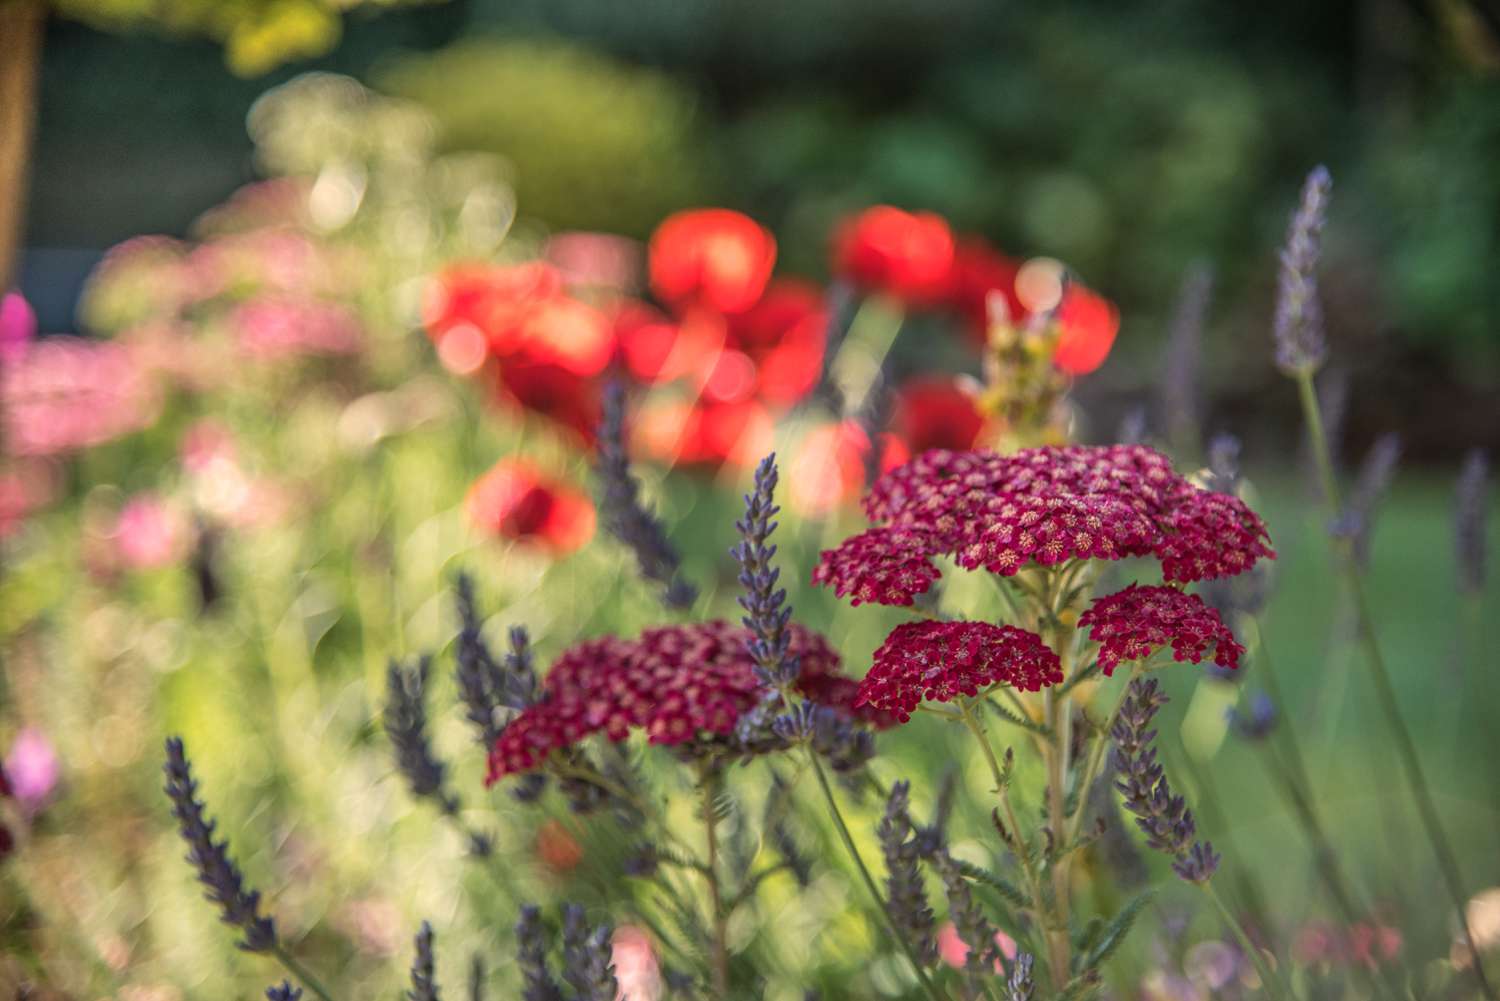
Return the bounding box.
[466,459,596,554]
[816,444,1273,607]
[857,621,1063,723]
[1078,584,1243,676]
[649,209,777,315]
[486,620,869,782]
[833,206,956,305]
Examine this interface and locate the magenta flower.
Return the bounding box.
[0,291,36,365]
[1078,584,1243,676]
[232,297,363,360]
[5,728,58,812]
[857,620,1063,722]
[1,337,158,455]
[115,494,187,569]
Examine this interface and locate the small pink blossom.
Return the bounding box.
[611,925,662,1001]
[5,728,59,812]
[0,291,36,365]
[232,296,363,360]
[115,495,187,569]
[937,922,1018,974]
[1,337,158,455]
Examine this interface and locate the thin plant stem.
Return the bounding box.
[1063,674,1132,845]
[1042,686,1071,983]
[957,700,1061,988]
[701,776,731,998]
[1294,369,1495,1000]
[1201,881,1294,1001]
[272,945,338,1001]
[806,749,949,1001]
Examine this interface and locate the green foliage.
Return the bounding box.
[381,38,714,237]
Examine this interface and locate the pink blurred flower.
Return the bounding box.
[115,495,187,569]
[0,291,36,365]
[612,925,663,1001]
[179,420,238,474]
[232,296,364,360]
[0,462,56,538]
[5,728,58,812]
[936,921,1018,974]
[546,231,642,292]
[1,337,158,455]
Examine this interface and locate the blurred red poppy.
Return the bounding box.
[833,206,955,305]
[947,239,1026,345]
[466,458,595,554]
[634,396,774,471]
[890,376,989,454]
[494,359,603,444]
[649,209,777,315]
[788,420,908,516]
[422,261,563,356]
[726,279,828,407]
[1052,284,1120,375]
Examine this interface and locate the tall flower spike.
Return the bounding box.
[1159,262,1213,450]
[453,573,506,749]
[516,905,564,1001]
[596,380,697,609]
[1456,449,1490,597]
[561,904,618,1001]
[733,453,798,688]
[162,737,277,952]
[877,781,938,964]
[930,850,1000,984]
[409,921,440,1001]
[1331,432,1401,569]
[1110,679,1219,884]
[1273,165,1333,375]
[266,982,303,1001]
[385,656,460,816]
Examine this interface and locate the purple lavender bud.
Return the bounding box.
[1206,433,1242,496]
[561,904,617,1001]
[409,921,440,1001]
[1111,680,1219,884]
[385,656,460,816]
[877,781,938,964]
[622,843,660,878]
[1331,432,1401,568]
[1273,166,1333,375]
[161,737,277,952]
[265,982,302,1001]
[931,849,999,985]
[596,381,697,610]
[1226,693,1277,741]
[1456,449,1490,596]
[732,453,800,689]
[453,573,506,748]
[1159,262,1213,449]
[1171,841,1221,884]
[1118,405,1148,445]
[515,905,564,1001]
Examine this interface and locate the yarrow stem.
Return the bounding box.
[1293,367,1496,1001]
[701,774,731,998]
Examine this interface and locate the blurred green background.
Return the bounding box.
[21,0,1500,460]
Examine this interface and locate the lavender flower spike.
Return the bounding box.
[877,781,937,964]
[409,921,440,1001]
[516,905,564,1001]
[596,380,697,609]
[1159,261,1213,449]
[266,982,303,1001]
[733,452,799,688]
[1456,449,1490,596]
[1111,679,1219,884]
[162,737,277,952]
[385,656,460,816]
[1007,953,1035,1001]
[561,904,618,1001]
[1273,165,1333,375]
[1331,432,1401,568]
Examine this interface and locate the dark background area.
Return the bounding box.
[22,0,1500,459]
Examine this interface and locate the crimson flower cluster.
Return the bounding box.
[486,620,876,783]
[817,444,1272,607]
[1079,584,1244,676]
[859,621,1064,722]
[815,444,1272,718]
